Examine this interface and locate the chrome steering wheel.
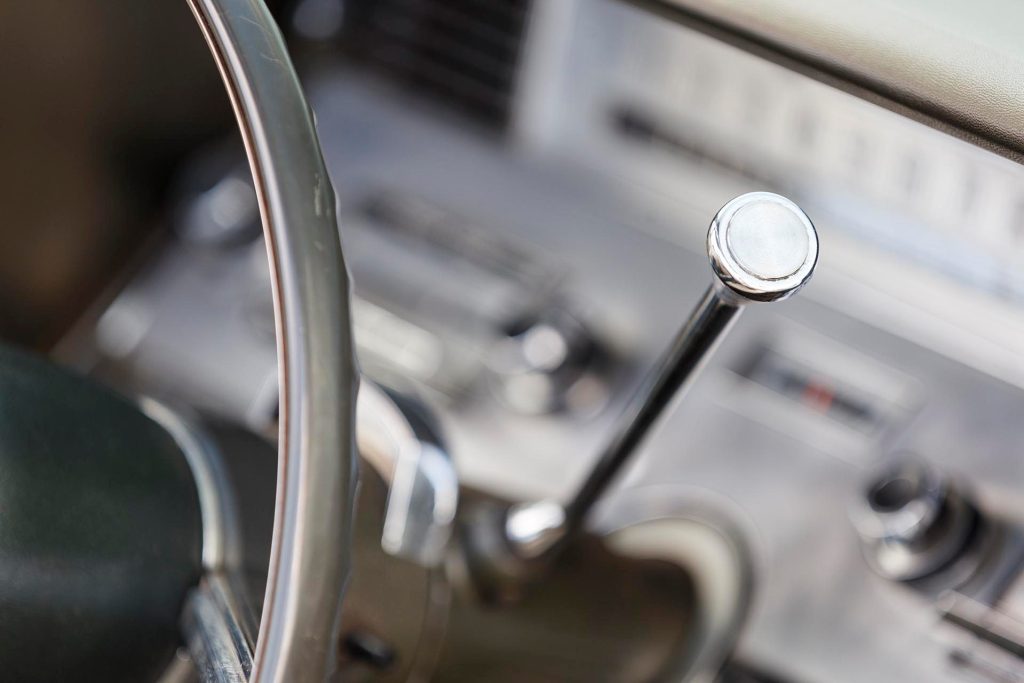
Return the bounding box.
[187,1,357,681]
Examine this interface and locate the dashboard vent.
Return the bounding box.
[344,0,531,129]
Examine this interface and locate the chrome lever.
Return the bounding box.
[357,381,459,567]
[505,192,819,560]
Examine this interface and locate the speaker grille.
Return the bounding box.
[345,0,531,129]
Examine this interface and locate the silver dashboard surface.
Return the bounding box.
[66,3,1024,682]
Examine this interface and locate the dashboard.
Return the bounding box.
[60,1,1024,681]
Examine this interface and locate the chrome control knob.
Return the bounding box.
[851,458,978,582]
[487,309,602,416]
[708,192,819,303]
[482,192,819,570]
[854,459,948,544]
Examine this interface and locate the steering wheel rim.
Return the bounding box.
[187,1,358,681]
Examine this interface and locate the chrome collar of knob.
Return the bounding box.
[708,192,819,303]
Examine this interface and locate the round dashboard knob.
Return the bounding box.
[707,192,819,302]
[487,309,603,416]
[850,458,980,582]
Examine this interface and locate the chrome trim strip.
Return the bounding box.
[625,0,1024,164]
[186,1,358,681]
[184,576,254,683]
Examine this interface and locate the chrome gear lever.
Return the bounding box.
[504,192,819,560]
